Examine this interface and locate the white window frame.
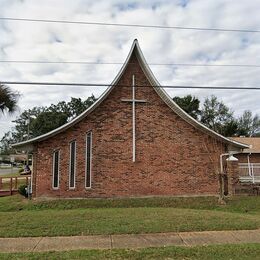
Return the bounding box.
[69,141,76,189]
[85,131,92,189]
[52,150,60,190]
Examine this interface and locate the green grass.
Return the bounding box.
[1,207,260,237]
[0,195,259,214]
[0,195,259,238]
[0,166,12,169]
[0,172,22,178]
[0,244,259,260]
[0,177,28,190]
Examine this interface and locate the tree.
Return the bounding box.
[0,96,97,154]
[14,96,97,140]
[0,85,20,114]
[67,95,97,119]
[237,110,260,137]
[0,131,15,154]
[200,95,237,136]
[11,107,45,141]
[173,95,201,119]
[30,111,68,137]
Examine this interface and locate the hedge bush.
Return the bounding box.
[18,184,28,197]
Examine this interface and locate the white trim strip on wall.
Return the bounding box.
[52,149,60,189]
[85,131,92,188]
[69,141,76,189]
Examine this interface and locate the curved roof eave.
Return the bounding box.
[134,40,248,150]
[12,39,249,150]
[12,41,136,148]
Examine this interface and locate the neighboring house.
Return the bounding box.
[13,40,248,199]
[230,137,260,184]
[0,154,27,164]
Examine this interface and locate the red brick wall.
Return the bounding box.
[34,52,226,198]
[236,153,260,163]
[226,161,239,195]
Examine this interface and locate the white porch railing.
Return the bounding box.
[239,163,260,183]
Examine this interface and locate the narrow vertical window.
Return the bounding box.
[69,141,76,189]
[52,150,60,189]
[86,131,92,188]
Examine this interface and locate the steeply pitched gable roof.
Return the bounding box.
[13,39,248,150]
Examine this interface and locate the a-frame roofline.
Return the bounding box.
[13,39,248,151]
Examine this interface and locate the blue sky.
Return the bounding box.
[0,0,260,139]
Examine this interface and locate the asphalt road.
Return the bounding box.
[0,167,20,176]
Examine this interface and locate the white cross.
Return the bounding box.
[121,75,147,162]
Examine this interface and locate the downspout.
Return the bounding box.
[29,152,33,199]
[219,151,240,199]
[219,153,229,200]
[220,153,229,175]
[220,151,240,173]
[247,152,254,183]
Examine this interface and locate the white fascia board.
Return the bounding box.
[133,40,249,150]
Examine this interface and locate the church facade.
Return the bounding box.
[14,40,248,199]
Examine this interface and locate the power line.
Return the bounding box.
[1,81,260,90]
[1,60,260,68]
[0,17,259,33]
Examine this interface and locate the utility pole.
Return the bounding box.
[26,118,30,166]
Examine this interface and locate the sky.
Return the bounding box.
[0,0,260,139]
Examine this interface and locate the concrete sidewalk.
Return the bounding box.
[0,229,259,253]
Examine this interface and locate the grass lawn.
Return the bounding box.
[0,244,259,260]
[0,195,259,238]
[2,207,260,237]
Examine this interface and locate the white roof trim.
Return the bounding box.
[13,39,248,150]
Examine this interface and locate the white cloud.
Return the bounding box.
[0,0,260,139]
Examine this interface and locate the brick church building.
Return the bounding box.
[14,40,248,199]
